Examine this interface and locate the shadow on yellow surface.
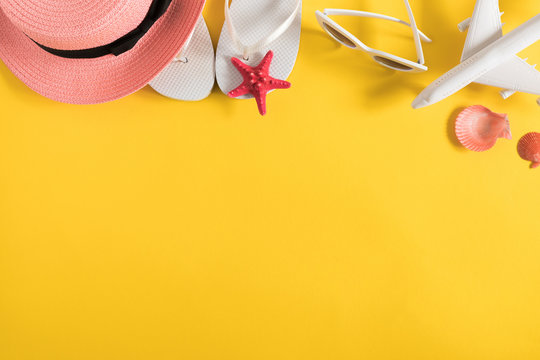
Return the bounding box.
[1,1,540,360]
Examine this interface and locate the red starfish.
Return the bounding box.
[228,50,291,116]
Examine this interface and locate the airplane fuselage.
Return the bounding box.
[413,14,540,109]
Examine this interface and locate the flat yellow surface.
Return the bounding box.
[1,0,540,359]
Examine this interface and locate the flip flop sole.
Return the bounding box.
[150,17,215,101]
[216,0,302,99]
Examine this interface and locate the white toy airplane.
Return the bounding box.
[412,0,540,109]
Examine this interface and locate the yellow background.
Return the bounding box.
[1,0,540,359]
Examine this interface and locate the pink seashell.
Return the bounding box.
[518,132,540,169]
[455,105,512,152]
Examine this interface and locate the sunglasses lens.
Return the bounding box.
[323,22,356,48]
[373,56,413,71]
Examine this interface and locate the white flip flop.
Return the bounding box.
[150,16,215,101]
[216,0,302,115]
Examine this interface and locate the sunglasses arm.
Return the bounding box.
[322,8,432,45]
[403,0,425,65]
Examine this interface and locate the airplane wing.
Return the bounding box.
[461,0,503,61]
[475,56,540,95]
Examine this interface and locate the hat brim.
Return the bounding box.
[0,0,205,104]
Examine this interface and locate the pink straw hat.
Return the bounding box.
[0,0,205,104]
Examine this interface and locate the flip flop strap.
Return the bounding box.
[225,0,302,60]
[174,27,196,62]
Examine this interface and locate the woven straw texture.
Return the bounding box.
[0,0,153,50]
[0,0,206,104]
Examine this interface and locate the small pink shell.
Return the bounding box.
[518,132,540,169]
[455,105,512,152]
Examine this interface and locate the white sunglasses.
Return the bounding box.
[315,0,431,73]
